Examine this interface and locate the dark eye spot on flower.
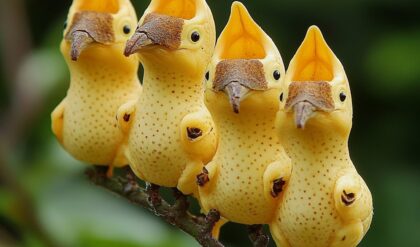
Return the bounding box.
[341,190,355,206]
[273,70,281,80]
[191,31,200,42]
[340,92,346,102]
[271,178,286,197]
[197,167,209,186]
[123,25,131,34]
[187,127,202,140]
[123,114,131,122]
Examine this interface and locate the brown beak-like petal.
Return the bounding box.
[293,101,316,129]
[65,11,114,61]
[124,13,184,57]
[124,31,153,57]
[224,82,250,114]
[213,59,267,114]
[285,81,335,129]
[70,31,94,61]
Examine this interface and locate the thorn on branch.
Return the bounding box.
[85,166,107,182]
[203,209,221,235]
[247,224,269,247]
[146,182,161,207]
[123,169,138,195]
[195,209,223,247]
[172,188,189,212]
[166,188,189,224]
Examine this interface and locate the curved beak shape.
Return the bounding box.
[70,31,94,61]
[65,11,114,61]
[224,82,250,114]
[124,13,184,57]
[292,102,316,129]
[285,81,335,129]
[213,59,267,113]
[124,32,153,56]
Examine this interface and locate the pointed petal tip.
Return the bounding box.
[303,25,317,42]
[124,32,151,57]
[293,101,315,130]
[304,25,326,44]
[307,25,321,34]
[70,53,79,61]
[123,47,132,57]
[224,82,249,114]
[296,123,305,129]
[69,31,94,61]
[295,25,333,62]
[231,1,246,11]
[233,105,240,114]
[70,45,80,61]
[230,1,251,22]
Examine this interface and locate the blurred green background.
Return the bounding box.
[1,0,419,246]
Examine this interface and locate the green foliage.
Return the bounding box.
[366,31,420,95]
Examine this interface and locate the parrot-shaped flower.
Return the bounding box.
[121,0,217,196]
[197,2,292,225]
[51,0,141,176]
[270,26,373,247]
